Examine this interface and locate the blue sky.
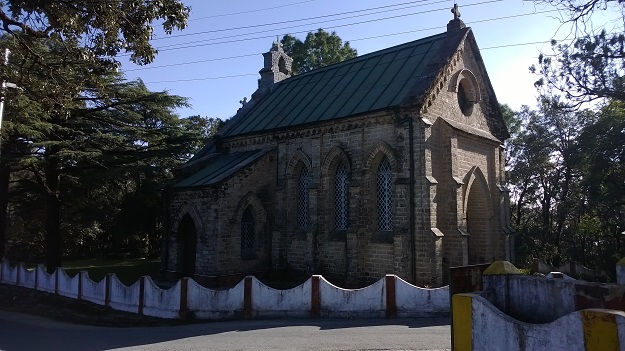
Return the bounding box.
[121,0,623,120]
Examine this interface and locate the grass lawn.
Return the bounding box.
[62,258,161,286]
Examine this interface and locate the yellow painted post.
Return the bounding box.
[582,309,619,351]
[452,294,473,351]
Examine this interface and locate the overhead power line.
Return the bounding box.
[143,38,565,85]
[189,0,318,21]
[129,9,556,73]
[150,0,502,54]
[148,74,258,84]
[155,0,449,51]
[159,0,445,41]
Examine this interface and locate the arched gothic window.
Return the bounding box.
[241,207,255,259]
[334,162,349,231]
[376,157,393,231]
[298,166,311,229]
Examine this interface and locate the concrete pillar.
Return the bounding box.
[481,261,521,314]
[311,275,321,318]
[179,277,189,320]
[617,258,625,285]
[138,276,146,315]
[385,275,397,318]
[244,276,253,319]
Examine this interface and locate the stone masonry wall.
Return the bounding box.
[168,151,277,277]
[165,33,510,287]
[419,33,508,269]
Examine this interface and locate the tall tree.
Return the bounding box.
[531,0,625,106]
[281,29,357,74]
[0,0,189,66]
[535,1,624,24]
[507,98,591,266]
[1,37,203,270]
[576,101,625,266]
[0,0,191,260]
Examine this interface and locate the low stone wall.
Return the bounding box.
[452,260,625,350]
[483,266,625,323]
[0,260,450,320]
[453,293,625,351]
[531,259,607,281]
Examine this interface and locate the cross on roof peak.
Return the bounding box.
[452,3,461,20]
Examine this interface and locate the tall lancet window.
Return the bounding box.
[334,162,349,231]
[241,207,255,259]
[376,157,393,231]
[298,167,311,229]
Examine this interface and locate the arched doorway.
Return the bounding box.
[466,179,492,264]
[177,214,197,276]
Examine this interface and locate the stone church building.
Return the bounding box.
[163,15,514,287]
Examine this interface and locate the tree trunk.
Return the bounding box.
[0,161,9,260]
[45,162,61,273]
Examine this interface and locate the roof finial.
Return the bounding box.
[452,3,461,20]
[271,36,283,52]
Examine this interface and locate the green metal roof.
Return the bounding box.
[173,148,272,188]
[221,29,466,138]
[176,29,474,187]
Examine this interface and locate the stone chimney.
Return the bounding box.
[252,40,293,100]
[447,3,466,32]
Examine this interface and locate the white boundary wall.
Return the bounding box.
[56,268,79,299]
[109,275,140,313]
[187,279,244,320]
[17,264,35,289]
[455,294,625,351]
[471,295,584,351]
[1,260,17,284]
[395,276,450,317]
[143,276,180,319]
[251,276,311,318]
[81,272,106,305]
[319,276,385,318]
[1,262,451,321]
[36,265,56,293]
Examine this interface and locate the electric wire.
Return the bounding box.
[143,38,564,84]
[128,9,557,73]
[158,0,448,40]
[155,0,449,50]
[189,0,319,21]
[149,0,501,54]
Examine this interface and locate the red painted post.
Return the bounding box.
[16,263,20,286]
[311,275,321,318]
[54,268,59,294]
[385,275,397,318]
[138,276,145,315]
[77,271,84,300]
[243,276,253,319]
[104,274,112,307]
[179,277,189,320]
[34,265,39,290]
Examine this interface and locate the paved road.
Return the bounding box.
[0,311,450,351]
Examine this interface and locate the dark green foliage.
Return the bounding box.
[0,36,216,270]
[513,1,625,276]
[507,100,625,274]
[63,258,161,286]
[0,0,189,66]
[531,1,625,106]
[281,29,357,75]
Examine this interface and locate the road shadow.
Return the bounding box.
[0,312,450,351]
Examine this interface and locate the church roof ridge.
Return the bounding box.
[217,27,470,139]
